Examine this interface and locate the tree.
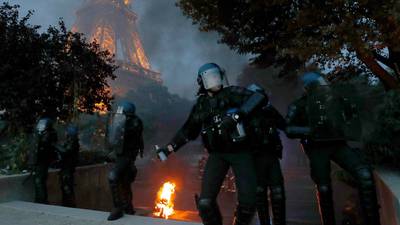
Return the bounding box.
[177,0,400,90]
[0,3,116,131]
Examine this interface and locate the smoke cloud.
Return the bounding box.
[8,0,250,99]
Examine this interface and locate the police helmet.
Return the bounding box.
[36,117,53,133]
[66,124,79,138]
[301,72,328,89]
[116,101,136,115]
[197,63,226,90]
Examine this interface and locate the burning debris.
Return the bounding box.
[153,181,176,219]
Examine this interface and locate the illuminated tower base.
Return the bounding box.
[73,0,162,96]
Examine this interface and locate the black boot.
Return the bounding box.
[232,205,256,225]
[108,183,124,221]
[270,185,286,225]
[122,168,137,215]
[34,174,48,204]
[108,207,123,221]
[355,167,381,225]
[316,184,336,225]
[195,195,223,225]
[256,188,271,225]
[121,182,135,215]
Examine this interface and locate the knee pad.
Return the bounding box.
[62,185,73,195]
[256,186,266,195]
[270,185,285,201]
[317,184,332,193]
[34,178,41,187]
[197,198,215,212]
[355,167,373,181]
[355,167,374,188]
[108,171,119,184]
[34,176,45,187]
[256,186,267,204]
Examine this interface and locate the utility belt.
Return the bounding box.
[201,113,247,153]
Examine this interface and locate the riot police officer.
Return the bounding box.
[157,63,267,225]
[106,101,144,221]
[246,85,286,225]
[285,72,381,225]
[33,117,58,204]
[58,124,80,207]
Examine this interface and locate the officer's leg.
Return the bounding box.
[60,168,76,207]
[107,158,130,221]
[198,153,229,225]
[332,146,381,225]
[121,162,137,214]
[267,157,286,225]
[254,153,270,225]
[34,163,49,204]
[305,146,335,225]
[230,153,257,225]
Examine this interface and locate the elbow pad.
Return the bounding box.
[240,91,267,116]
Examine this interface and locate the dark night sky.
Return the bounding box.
[8,0,250,99]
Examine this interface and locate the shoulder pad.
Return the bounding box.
[246,84,265,93]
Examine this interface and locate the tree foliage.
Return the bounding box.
[362,89,400,168]
[0,3,116,131]
[177,0,400,89]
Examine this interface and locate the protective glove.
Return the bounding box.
[155,145,174,161]
[220,109,243,130]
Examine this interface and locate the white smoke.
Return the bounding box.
[7,0,250,99]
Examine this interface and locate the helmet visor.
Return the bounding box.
[36,120,47,133]
[200,67,223,90]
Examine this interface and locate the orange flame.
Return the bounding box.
[153,181,176,219]
[94,102,108,115]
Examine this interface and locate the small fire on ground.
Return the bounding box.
[153,181,176,219]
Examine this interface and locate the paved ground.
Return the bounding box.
[132,139,325,225]
[0,139,353,225]
[0,201,201,225]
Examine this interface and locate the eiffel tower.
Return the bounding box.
[72,0,162,84]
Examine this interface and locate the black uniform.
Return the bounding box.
[33,126,58,204]
[167,86,263,225]
[58,127,79,207]
[248,104,286,225]
[108,114,143,219]
[285,94,381,225]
